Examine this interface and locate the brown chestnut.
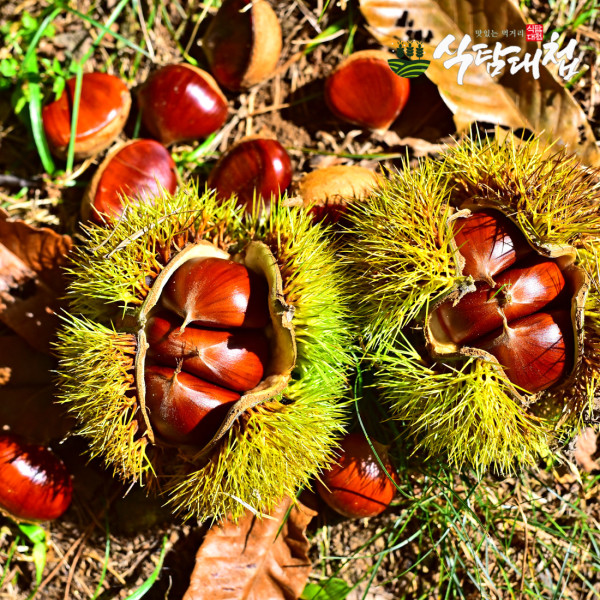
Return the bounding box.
[161,257,270,329]
[316,432,398,519]
[137,64,228,146]
[146,312,269,392]
[81,139,178,225]
[0,433,72,522]
[432,257,566,345]
[474,311,572,393]
[297,165,380,224]
[325,50,410,132]
[42,72,131,159]
[202,0,282,91]
[208,138,292,213]
[144,365,240,445]
[453,209,532,284]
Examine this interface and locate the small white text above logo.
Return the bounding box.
[433,31,581,86]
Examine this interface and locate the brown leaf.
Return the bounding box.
[360,0,600,166]
[0,208,72,294]
[183,497,316,600]
[0,335,73,442]
[574,427,600,473]
[0,212,71,353]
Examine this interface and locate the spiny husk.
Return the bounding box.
[56,186,353,521]
[345,137,600,473]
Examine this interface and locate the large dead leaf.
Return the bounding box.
[0,335,72,442]
[574,427,600,473]
[0,210,72,353]
[360,0,600,166]
[183,497,316,600]
[0,208,72,294]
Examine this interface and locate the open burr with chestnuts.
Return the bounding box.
[344,138,600,473]
[56,187,353,521]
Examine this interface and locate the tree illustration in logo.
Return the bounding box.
[388,39,430,78]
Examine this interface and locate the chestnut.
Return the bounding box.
[202,0,282,91]
[162,257,270,329]
[474,311,572,393]
[316,433,398,519]
[146,312,269,392]
[0,433,72,522]
[453,209,532,284]
[432,257,566,345]
[208,138,292,213]
[137,64,228,146]
[144,365,240,445]
[325,50,410,132]
[42,72,131,159]
[298,165,380,224]
[81,139,178,225]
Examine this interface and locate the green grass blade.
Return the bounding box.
[65,64,83,174]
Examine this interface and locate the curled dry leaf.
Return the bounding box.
[183,497,316,600]
[0,209,72,353]
[360,0,600,166]
[574,427,600,473]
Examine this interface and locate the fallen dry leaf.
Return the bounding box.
[574,427,600,473]
[0,210,72,353]
[0,335,72,442]
[183,497,316,600]
[360,0,600,166]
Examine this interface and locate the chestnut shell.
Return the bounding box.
[137,64,228,146]
[0,434,72,522]
[316,433,398,519]
[42,72,131,159]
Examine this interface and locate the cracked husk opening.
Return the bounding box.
[426,205,588,403]
[134,240,296,453]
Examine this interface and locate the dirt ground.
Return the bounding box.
[1,0,600,598]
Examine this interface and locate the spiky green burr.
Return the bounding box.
[56,187,353,521]
[345,137,600,473]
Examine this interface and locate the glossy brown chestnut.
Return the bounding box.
[453,209,532,283]
[0,433,72,522]
[42,72,131,159]
[146,312,269,392]
[161,257,270,329]
[208,138,292,213]
[202,0,282,91]
[144,365,240,445]
[81,139,178,225]
[432,257,566,345]
[316,433,398,519]
[325,50,410,132]
[137,64,228,146]
[474,311,572,393]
